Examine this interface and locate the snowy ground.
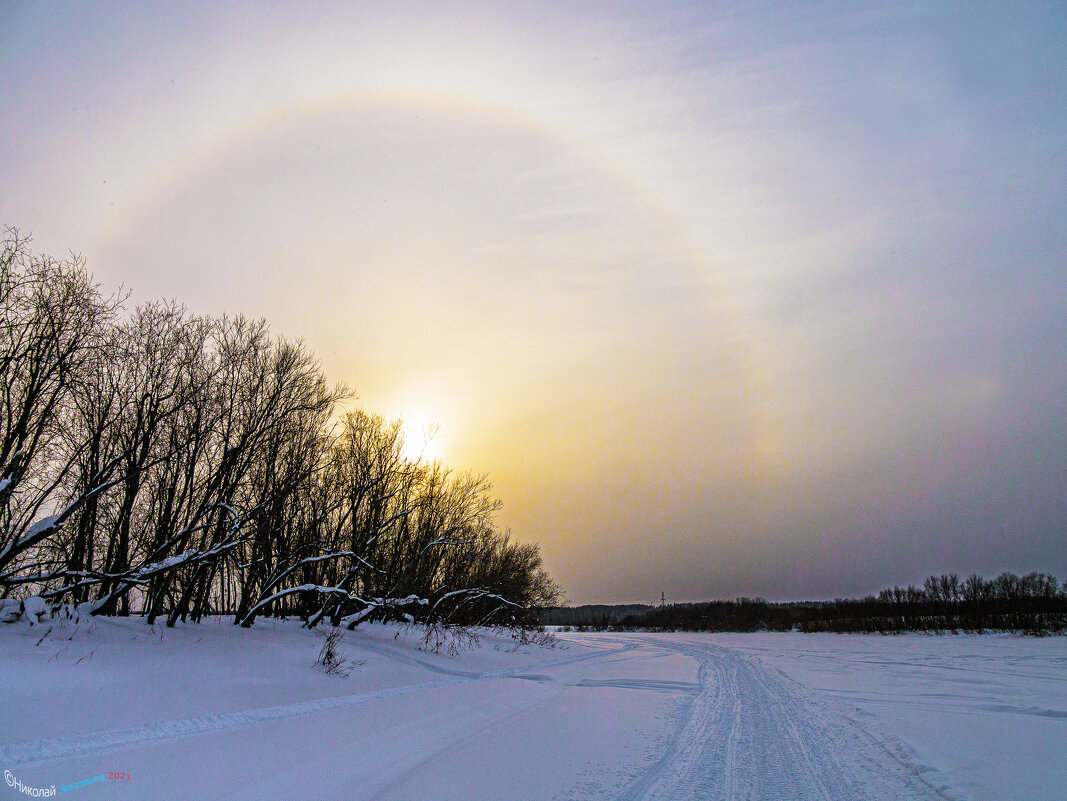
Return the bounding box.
[708,632,1067,801]
[1,619,1063,800]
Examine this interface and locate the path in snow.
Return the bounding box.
[608,635,948,801]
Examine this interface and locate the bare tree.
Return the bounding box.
[0,229,118,588]
[1,232,561,642]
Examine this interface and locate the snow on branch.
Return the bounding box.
[337,594,428,630]
[432,588,523,611]
[0,457,128,574]
[257,550,360,600]
[133,537,247,579]
[240,584,354,627]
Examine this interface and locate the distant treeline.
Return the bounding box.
[544,572,1067,635]
[0,229,560,635]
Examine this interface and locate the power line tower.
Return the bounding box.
[660,591,666,608]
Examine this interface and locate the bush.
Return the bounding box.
[314,627,359,677]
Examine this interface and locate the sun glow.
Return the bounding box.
[399,414,444,464]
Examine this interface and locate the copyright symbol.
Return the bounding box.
[4,770,13,786]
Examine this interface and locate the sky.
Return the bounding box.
[2,1,1066,604]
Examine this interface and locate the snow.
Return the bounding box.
[134,551,196,576]
[708,631,1067,801]
[0,599,21,624]
[0,516,59,561]
[20,515,59,540]
[10,596,49,626]
[0,622,1063,800]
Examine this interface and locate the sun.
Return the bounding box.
[399,413,444,464]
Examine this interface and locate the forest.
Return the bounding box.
[0,229,560,636]
[547,571,1067,634]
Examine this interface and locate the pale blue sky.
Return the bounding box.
[2,1,1065,602]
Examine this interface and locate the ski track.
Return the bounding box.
[0,642,633,768]
[611,634,956,801]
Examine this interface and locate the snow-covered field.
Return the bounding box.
[1,619,1063,800]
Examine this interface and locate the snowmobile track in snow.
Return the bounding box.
[612,635,957,801]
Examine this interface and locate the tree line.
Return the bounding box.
[0,228,560,635]
[547,571,1067,635]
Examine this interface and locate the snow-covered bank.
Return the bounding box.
[0,616,585,746]
[1,617,668,800]
[1,621,1063,799]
